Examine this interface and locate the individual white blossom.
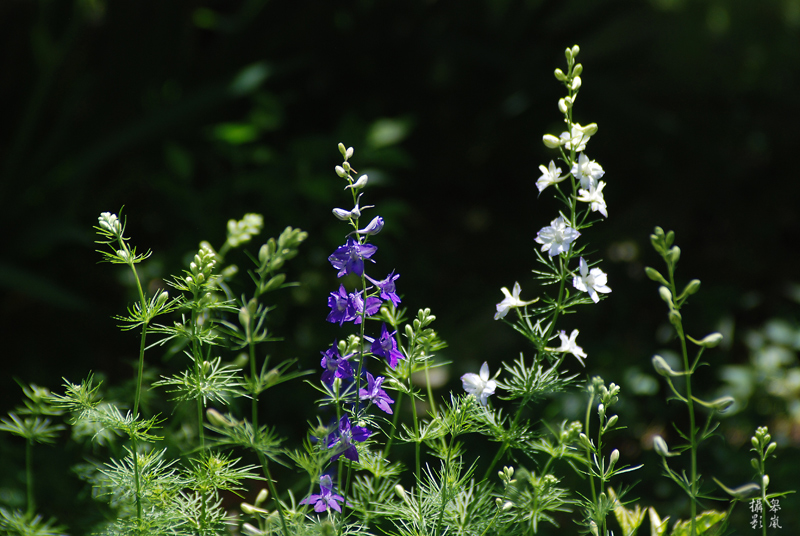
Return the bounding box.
[535,216,580,257]
[536,161,567,193]
[461,362,497,406]
[573,257,611,303]
[551,329,587,366]
[559,123,597,153]
[494,282,536,320]
[576,181,608,218]
[570,153,605,190]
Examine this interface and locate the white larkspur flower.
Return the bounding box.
[461,362,497,406]
[494,282,536,320]
[536,161,567,193]
[552,329,587,366]
[535,216,580,257]
[559,123,596,153]
[570,153,605,190]
[573,257,611,303]
[576,181,608,218]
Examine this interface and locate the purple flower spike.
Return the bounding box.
[367,270,401,307]
[359,372,395,414]
[328,415,370,462]
[365,323,405,369]
[300,474,346,513]
[320,345,354,386]
[328,237,378,278]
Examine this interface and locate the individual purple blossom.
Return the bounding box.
[328,237,378,278]
[326,285,381,325]
[367,270,401,307]
[300,474,346,513]
[365,323,404,369]
[327,285,357,325]
[359,372,395,414]
[349,290,381,324]
[320,345,354,386]
[328,415,370,462]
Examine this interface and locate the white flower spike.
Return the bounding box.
[461,362,497,406]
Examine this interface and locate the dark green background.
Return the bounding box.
[2,0,799,533]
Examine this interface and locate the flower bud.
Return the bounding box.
[332,208,352,221]
[335,165,347,177]
[238,306,251,329]
[682,279,701,297]
[645,267,669,286]
[554,68,567,81]
[571,76,582,90]
[597,403,605,419]
[502,501,513,511]
[606,414,619,429]
[608,448,620,470]
[346,146,354,160]
[345,174,369,190]
[658,286,673,307]
[155,290,169,308]
[338,142,347,158]
[241,502,269,515]
[353,216,384,236]
[117,249,129,261]
[653,435,679,457]
[582,122,598,136]
[572,63,583,76]
[762,474,770,489]
[543,134,562,148]
[255,488,269,505]
[571,45,580,57]
[495,497,503,508]
[652,354,682,377]
[766,441,777,457]
[242,523,265,536]
[558,98,569,114]
[207,408,233,428]
[668,310,683,329]
[395,484,408,501]
[669,245,681,265]
[691,332,723,348]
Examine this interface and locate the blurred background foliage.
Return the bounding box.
[2,0,800,532]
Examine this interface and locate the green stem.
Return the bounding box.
[258,453,290,536]
[584,390,597,504]
[667,265,697,536]
[25,439,34,517]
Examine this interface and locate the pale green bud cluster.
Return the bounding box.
[226,213,264,248]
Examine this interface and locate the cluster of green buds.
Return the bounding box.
[225,213,264,249]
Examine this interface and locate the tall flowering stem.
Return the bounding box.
[486,46,612,483]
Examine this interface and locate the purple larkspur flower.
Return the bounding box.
[326,285,380,325]
[320,345,354,386]
[359,372,395,414]
[328,237,378,278]
[327,284,357,325]
[365,323,404,369]
[328,415,370,462]
[350,290,381,324]
[367,270,401,307]
[300,474,346,513]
